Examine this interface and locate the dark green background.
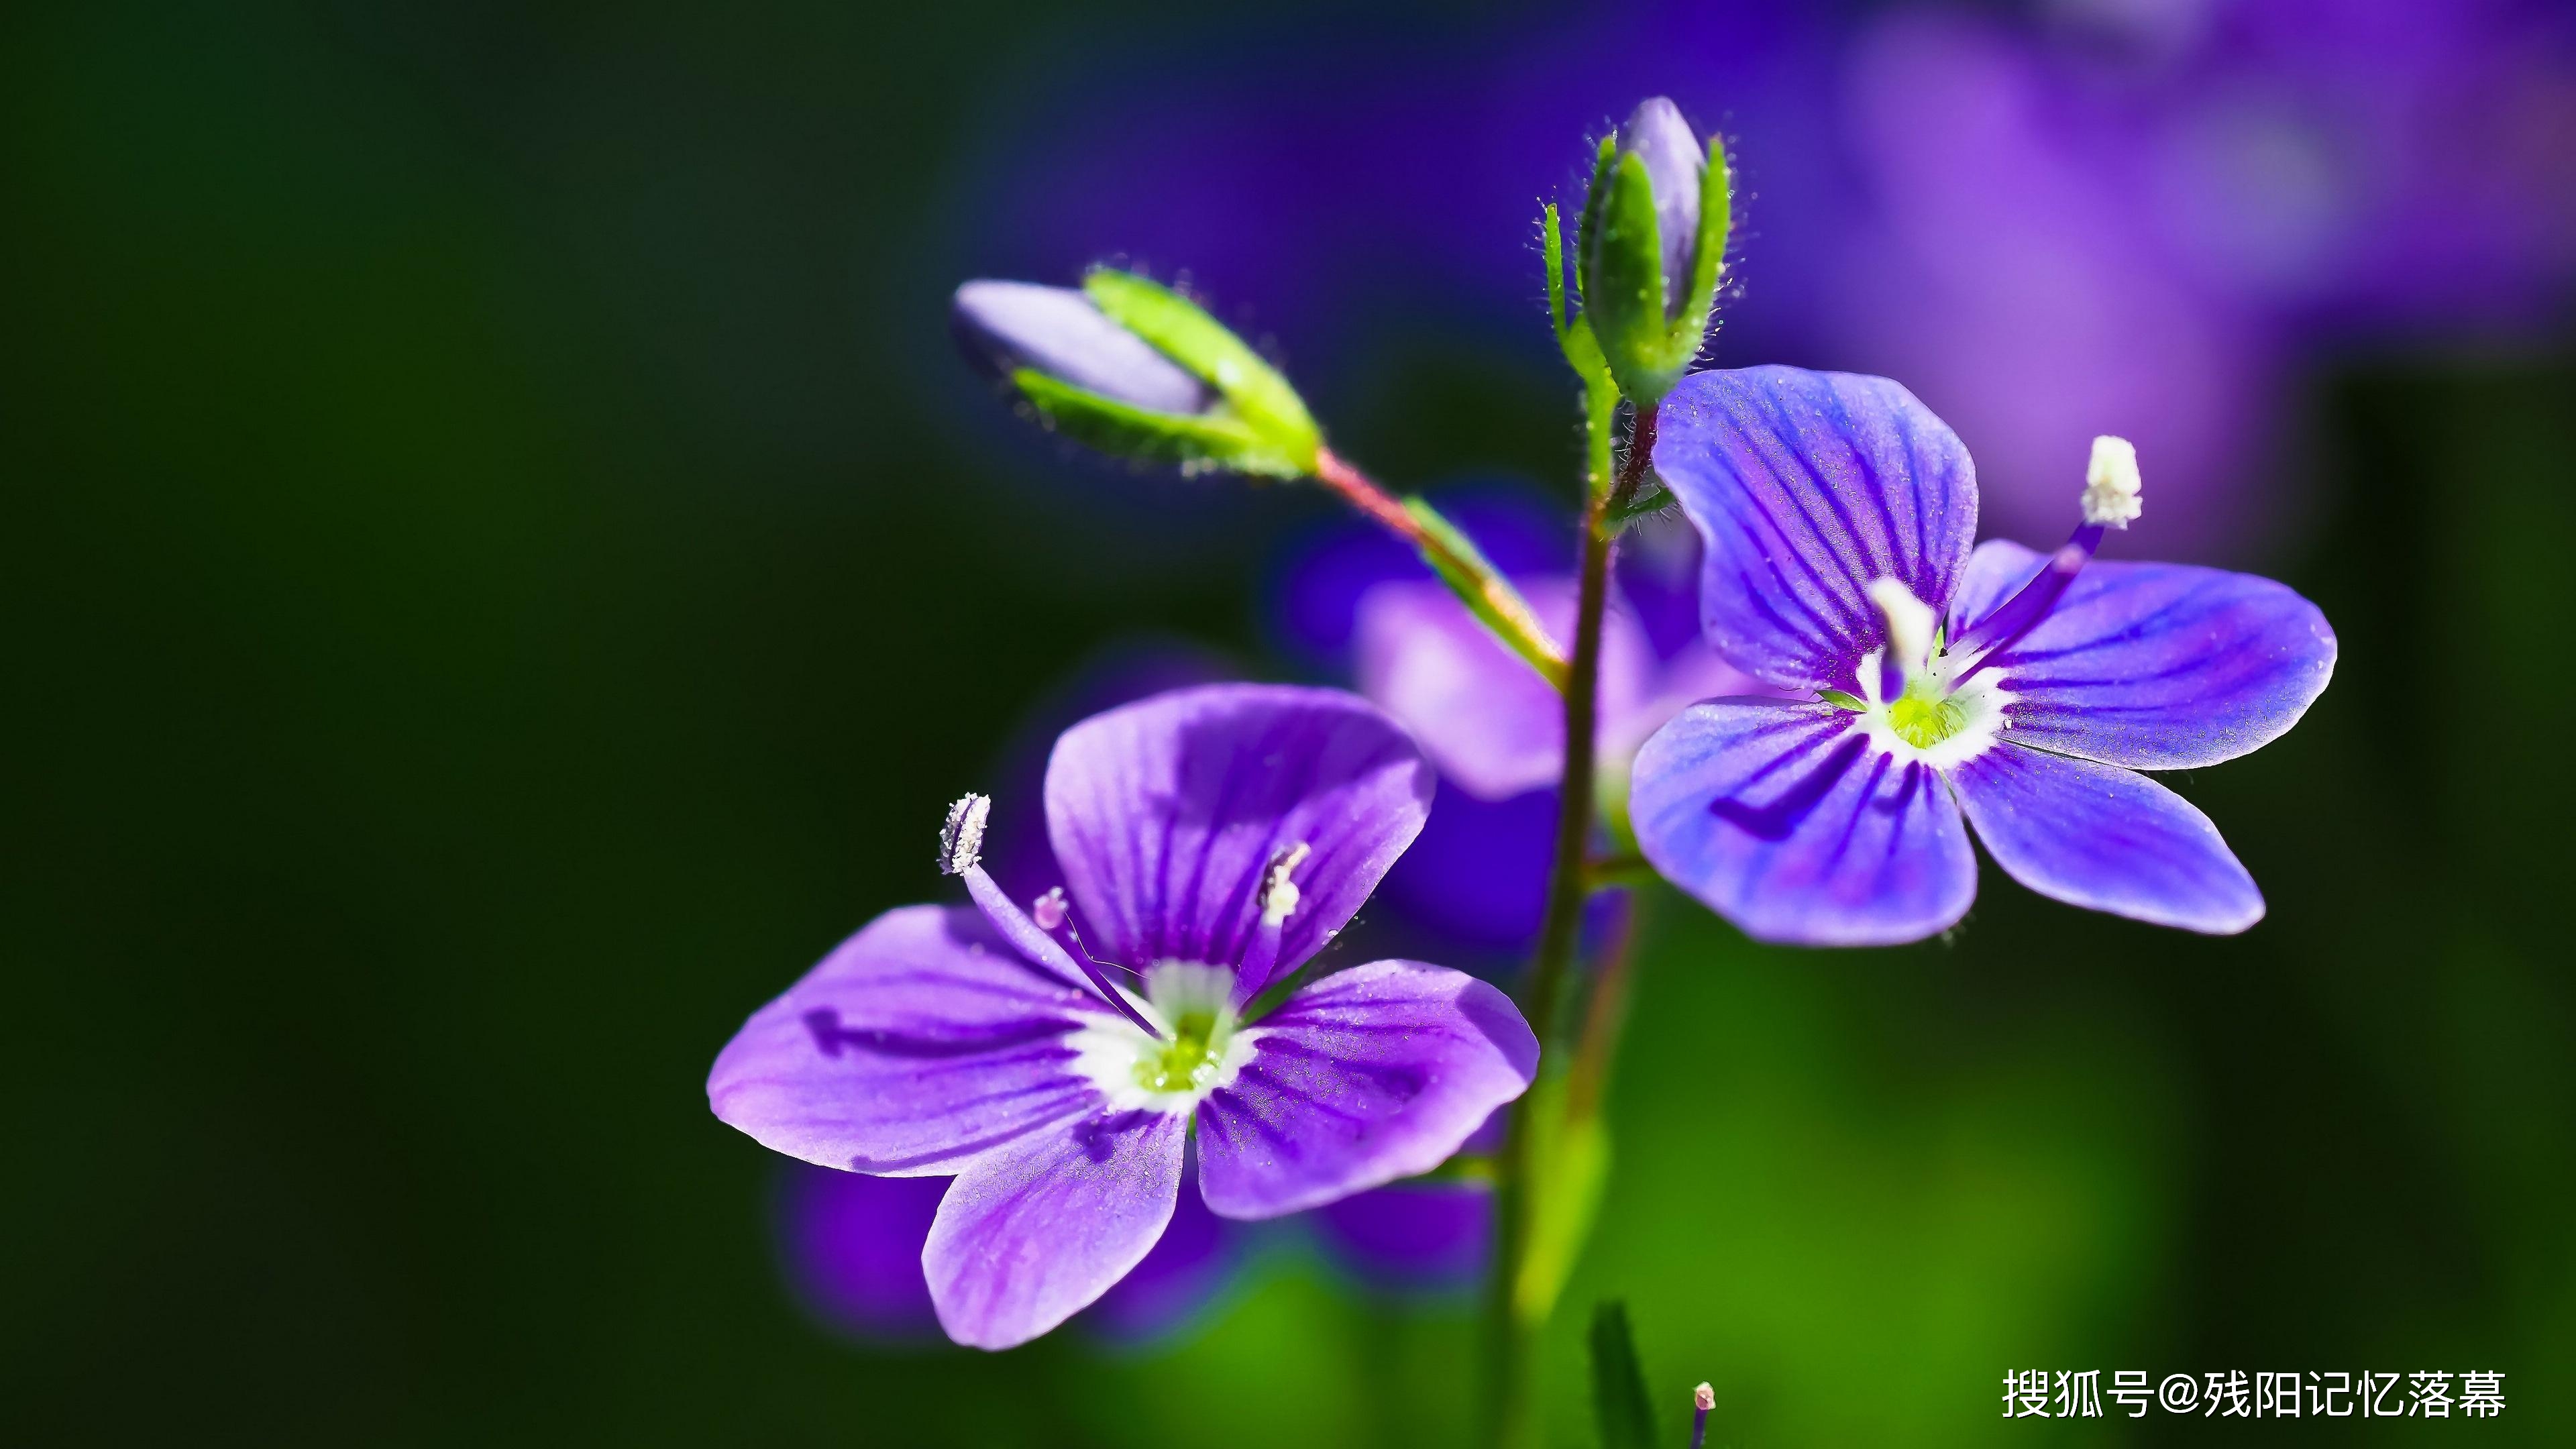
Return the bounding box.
[8,2,2569,1444]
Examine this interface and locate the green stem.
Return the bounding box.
[1483,384,1636,1449]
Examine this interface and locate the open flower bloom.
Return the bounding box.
[708,684,1538,1348]
[1629,366,2336,946]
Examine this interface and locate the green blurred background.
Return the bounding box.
[7,1,2571,1444]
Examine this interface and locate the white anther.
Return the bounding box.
[1866,577,1938,680]
[936,794,990,875]
[1258,841,1311,927]
[2082,435,2143,528]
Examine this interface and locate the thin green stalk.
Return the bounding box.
[1483,383,1634,1449]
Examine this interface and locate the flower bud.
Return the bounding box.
[1576,97,1730,406]
[951,269,1321,478]
[953,280,1215,416]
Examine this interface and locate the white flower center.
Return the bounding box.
[1851,578,2016,770]
[1067,961,1256,1114]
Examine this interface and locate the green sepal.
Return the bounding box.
[1010,370,1306,478]
[1817,688,1866,712]
[1589,1301,1658,1449]
[1578,133,1734,407]
[1511,1070,1611,1324]
[1404,496,1568,691]
[1676,131,1731,345]
[1580,149,1680,405]
[1081,268,1320,474]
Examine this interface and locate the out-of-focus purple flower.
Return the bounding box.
[709,684,1538,1348]
[1267,494,1752,959]
[953,280,1214,415]
[775,1163,945,1340]
[1310,1180,1493,1295]
[1629,366,2336,946]
[1266,485,1571,673]
[1354,575,1764,803]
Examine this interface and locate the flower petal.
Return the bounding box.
[1951,743,2263,934]
[1949,540,2337,769]
[923,1108,1188,1350]
[1196,961,1538,1218]
[1046,684,1433,1002]
[1083,1175,1242,1344]
[1354,577,1656,801]
[1630,700,1976,946]
[1653,366,1980,694]
[706,905,1104,1175]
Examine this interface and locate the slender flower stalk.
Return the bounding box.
[1690,1383,1715,1449]
[1315,447,1569,689]
[1483,388,1654,1448]
[1562,892,1642,1127]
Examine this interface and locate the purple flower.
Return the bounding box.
[708,684,1538,1348]
[1309,1179,1492,1295]
[1629,366,2336,946]
[952,279,1214,416]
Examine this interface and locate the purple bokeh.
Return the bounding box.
[938,0,2576,560]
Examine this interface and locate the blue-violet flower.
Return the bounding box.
[708,684,1538,1348]
[1629,366,2336,945]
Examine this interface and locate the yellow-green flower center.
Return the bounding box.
[1886,684,1969,749]
[1135,1008,1228,1095]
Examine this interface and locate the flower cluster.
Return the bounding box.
[708,92,2336,1449]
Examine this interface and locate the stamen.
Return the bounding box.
[939,798,1161,1038]
[1240,841,1310,990]
[1953,435,2146,675]
[1031,886,1067,932]
[2081,435,2143,528]
[1259,841,1311,927]
[936,794,990,875]
[1690,1384,1715,1449]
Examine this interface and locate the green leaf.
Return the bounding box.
[1590,1301,1658,1449]
[1081,269,1319,473]
[1011,370,1303,478]
[1513,1071,1611,1324]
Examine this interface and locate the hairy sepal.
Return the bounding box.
[1081,269,1319,474]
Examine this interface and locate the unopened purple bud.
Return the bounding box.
[1616,98,1706,320]
[952,280,1215,415]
